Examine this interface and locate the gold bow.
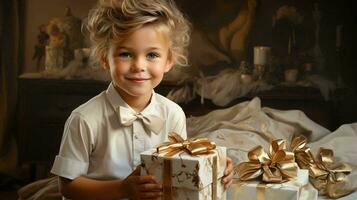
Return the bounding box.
[290,136,354,198]
[157,132,216,156]
[235,139,299,183]
[310,148,353,198]
[290,136,316,169]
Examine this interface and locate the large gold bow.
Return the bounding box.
[157,132,216,156]
[290,136,354,198]
[235,139,299,183]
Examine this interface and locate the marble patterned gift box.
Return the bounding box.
[227,169,318,200]
[140,146,227,200]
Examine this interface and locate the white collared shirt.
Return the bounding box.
[51,83,187,180]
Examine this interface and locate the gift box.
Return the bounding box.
[229,139,319,200]
[140,145,227,200]
[227,169,318,200]
[291,136,354,199]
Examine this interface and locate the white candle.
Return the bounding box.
[254,46,271,66]
[336,25,342,48]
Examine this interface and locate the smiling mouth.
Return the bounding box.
[126,77,150,83]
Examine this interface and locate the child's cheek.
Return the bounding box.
[150,65,166,77]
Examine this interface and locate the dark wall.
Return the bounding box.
[177,0,356,88]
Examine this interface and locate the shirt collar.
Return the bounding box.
[105,82,160,116]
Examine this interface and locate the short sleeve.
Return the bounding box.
[170,106,187,140]
[51,112,94,180]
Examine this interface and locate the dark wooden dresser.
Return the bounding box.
[17,78,108,181]
[16,77,337,181]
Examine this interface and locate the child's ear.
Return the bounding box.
[164,53,174,73]
[164,60,174,73]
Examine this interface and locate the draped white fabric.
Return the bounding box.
[187,97,357,199]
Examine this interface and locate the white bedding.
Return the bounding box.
[187,97,357,199]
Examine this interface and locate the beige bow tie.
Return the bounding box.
[118,106,165,134]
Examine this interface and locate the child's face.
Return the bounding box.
[105,25,173,104]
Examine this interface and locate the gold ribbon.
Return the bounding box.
[290,136,354,199]
[157,132,218,200]
[235,139,299,183]
[157,132,216,156]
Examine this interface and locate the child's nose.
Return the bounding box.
[131,57,146,72]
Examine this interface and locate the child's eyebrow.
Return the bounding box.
[116,46,163,51]
[115,46,131,51]
[146,47,163,51]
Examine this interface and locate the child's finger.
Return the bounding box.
[140,190,163,200]
[139,183,163,192]
[224,179,233,190]
[137,175,157,184]
[225,157,233,175]
[222,170,233,183]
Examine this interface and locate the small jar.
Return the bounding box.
[284,68,299,82]
[239,61,254,84]
[240,73,253,84]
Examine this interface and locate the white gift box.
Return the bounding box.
[227,169,318,200]
[140,146,227,200]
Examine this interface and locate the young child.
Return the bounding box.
[51,0,233,199]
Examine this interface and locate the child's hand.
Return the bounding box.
[122,167,162,200]
[221,157,234,190]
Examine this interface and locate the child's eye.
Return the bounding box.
[147,52,160,60]
[118,52,132,59]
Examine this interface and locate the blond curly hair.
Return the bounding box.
[85,0,191,67]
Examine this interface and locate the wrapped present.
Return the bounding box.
[227,169,318,200]
[140,132,227,200]
[228,139,318,200]
[291,136,354,199]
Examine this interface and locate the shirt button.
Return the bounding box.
[134,135,138,139]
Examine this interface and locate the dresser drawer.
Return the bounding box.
[17,78,108,166]
[25,93,96,123]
